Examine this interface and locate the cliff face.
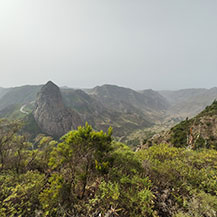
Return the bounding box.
[33,81,83,137]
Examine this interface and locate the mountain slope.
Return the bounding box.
[0,82,216,141]
[89,84,169,112]
[145,100,217,149]
[61,87,152,137]
[0,82,153,138]
[159,88,207,104]
[159,87,217,118]
[139,89,170,111]
[0,87,10,99]
[0,85,42,111]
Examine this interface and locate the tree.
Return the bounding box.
[0,119,23,170]
[41,123,113,216]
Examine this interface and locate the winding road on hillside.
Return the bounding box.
[20,104,29,114]
[20,101,35,115]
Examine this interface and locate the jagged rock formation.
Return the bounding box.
[33,81,83,137]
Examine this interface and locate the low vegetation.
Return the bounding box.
[169,100,217,149]
[137,144,217,216]
[0,115,216,216]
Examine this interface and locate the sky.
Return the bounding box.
[0,0,217,90]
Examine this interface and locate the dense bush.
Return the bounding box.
[0,120,216,216]
[137,144,217,216]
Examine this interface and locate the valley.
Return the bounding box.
[0,81,216,143]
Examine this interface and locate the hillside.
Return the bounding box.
[0,85,42,112]
[0,82,216,140]
[159,88,207,104]
[1,119,217,217]
[144,100,217,149]
[0,82,153,138]
[159,87,217,118]
[61,86,153,137]
[0,87,9,99]
[88,84,169,113]
[169,100,217,149]
[0,83,217,217]
[139,89,170,111]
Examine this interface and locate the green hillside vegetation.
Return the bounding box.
[199,99,217,116]
[0,84,216,216]
[0,85,42,122]
[137,144,217,217]
[22,113,42,138]
[0,118,216,216]
[0,104,26,120]
[0,85,42,111]
[170,100,217,149]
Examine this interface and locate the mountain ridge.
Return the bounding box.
[0,81,216,139]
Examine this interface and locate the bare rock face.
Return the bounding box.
[34,81,83,137]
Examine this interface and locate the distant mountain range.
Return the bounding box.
[0,81,216,139]
[160,87,217,118]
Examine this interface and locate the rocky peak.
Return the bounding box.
[36,81,65,111]
[33,81,83,137]
[40,81,59,95]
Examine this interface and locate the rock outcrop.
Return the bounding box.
[33,81,83,137]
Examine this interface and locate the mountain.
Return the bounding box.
[0,82,154,138]
[159,88,207,104]
[159,87,217,118]
[144,100,217,149]
[62,88,106,118]
[0,82,216,140]
[0,85,42,120]
[88,84,169,112]
[86,84,171,124]
[0,85,42,111]
[0,87,10,99]
[33,81,83,137]
[139,89,170,111]
[169,100,217,149]
[61,87,152,137]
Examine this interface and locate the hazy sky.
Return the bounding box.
[0,0,217,90]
